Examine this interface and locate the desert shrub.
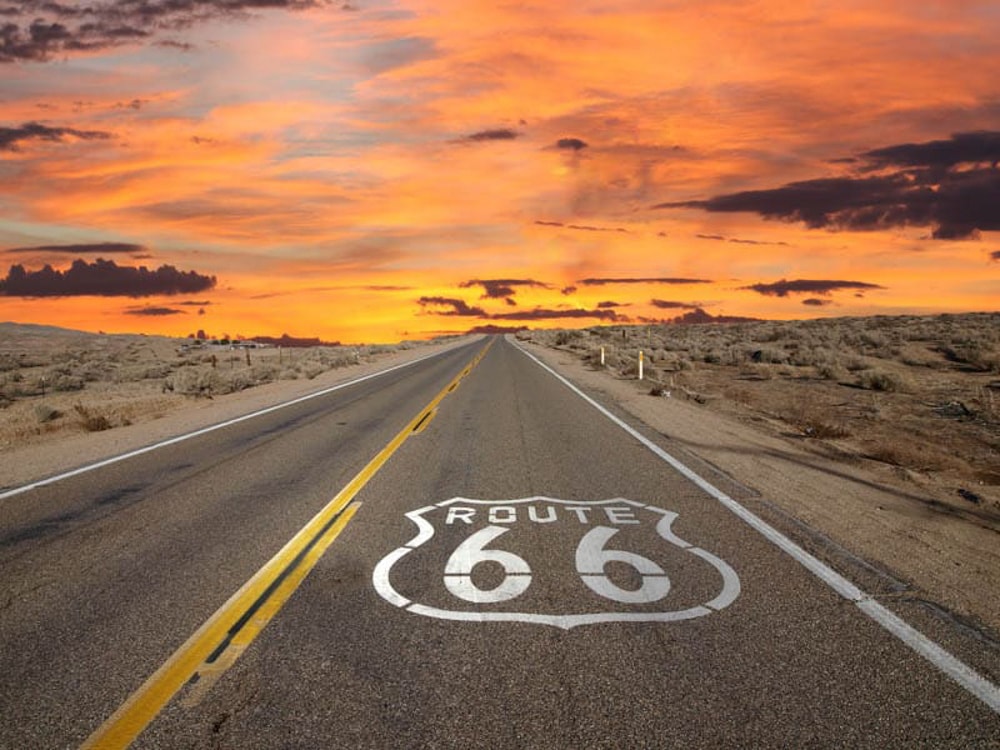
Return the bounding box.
[299,361,326,380]
[816,363,847,381]
[251,362,281,382]
[860,331,888,349]
[74,404,111,432]
[220,370,254,392]
[51,374,84,392]
[749,348,787,364]
[845,357,871,372]
[279,368,299,380]
[938,338,1000,372]
[555,330,583,346]
[34,403,61,423]
[118,364,174,382]
[857,369,908,392]
[167,367,223,396]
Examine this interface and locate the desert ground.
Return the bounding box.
[2,315,999,641]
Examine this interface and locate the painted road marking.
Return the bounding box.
[81,340,493,749]
[512,338,1000,714]
[373,497,740,629]
[0,340,476,502]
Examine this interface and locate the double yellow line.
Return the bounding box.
[83,339,493,749]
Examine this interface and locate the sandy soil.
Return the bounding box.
[0,328,475,490]
[517,328,1000,637]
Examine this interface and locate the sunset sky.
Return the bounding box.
[1,0,998,343]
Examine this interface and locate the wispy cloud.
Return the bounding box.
[579,277,711,286]
[0,0,325,62]
[4,242,144,255]
[535,220,630,234]
[417,296,485,316]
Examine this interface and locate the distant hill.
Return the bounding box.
[249,334,342,348]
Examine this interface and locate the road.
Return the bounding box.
[1,336,997,748]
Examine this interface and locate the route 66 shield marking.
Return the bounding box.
[372,497,740,629]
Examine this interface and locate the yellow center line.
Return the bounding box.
[82,338,494,750]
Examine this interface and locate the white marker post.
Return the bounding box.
[600,346,605,366]
[638,350,644,381]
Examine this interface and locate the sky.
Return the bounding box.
[1,0,998,343]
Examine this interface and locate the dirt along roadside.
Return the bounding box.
[0,333,477,492]
[515,333,1000,641]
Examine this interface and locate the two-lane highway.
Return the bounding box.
[2,336,998,748]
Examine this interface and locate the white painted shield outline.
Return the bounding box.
[372,497,741,629]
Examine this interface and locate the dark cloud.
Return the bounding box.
[1,0,323,62]
[5,241,144,255]
[0,121,112,150]
[490,307,622,322]
[418,296,621,322]
[578,277,711,286]
[596,301,627,309]
[560,285,577,295]
[176,300,211,306]
[125,306,185,316]
[459,278,550,302]
[861,130,1000,171]
[991,250,1000,261]
[465,324,528,335]
[417,296,486,317]
[555,137,588,151]
[0,258,217,297]
[650,299,697,309]
[727,237,789,246]
[802,298,834,307]
[671,308,760,325]
[534,220,629,233]
[655,131,1000,240]
[460,128,520,143]
[740,279,885,298]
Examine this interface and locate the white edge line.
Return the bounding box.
[0,342,471,503]
[511,337,1000,715]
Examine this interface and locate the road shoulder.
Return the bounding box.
[515,337,1000,637]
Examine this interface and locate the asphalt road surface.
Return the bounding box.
[1,336,998,748]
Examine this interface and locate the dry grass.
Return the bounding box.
[527,312,1000,510]
[0,323,440,450]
